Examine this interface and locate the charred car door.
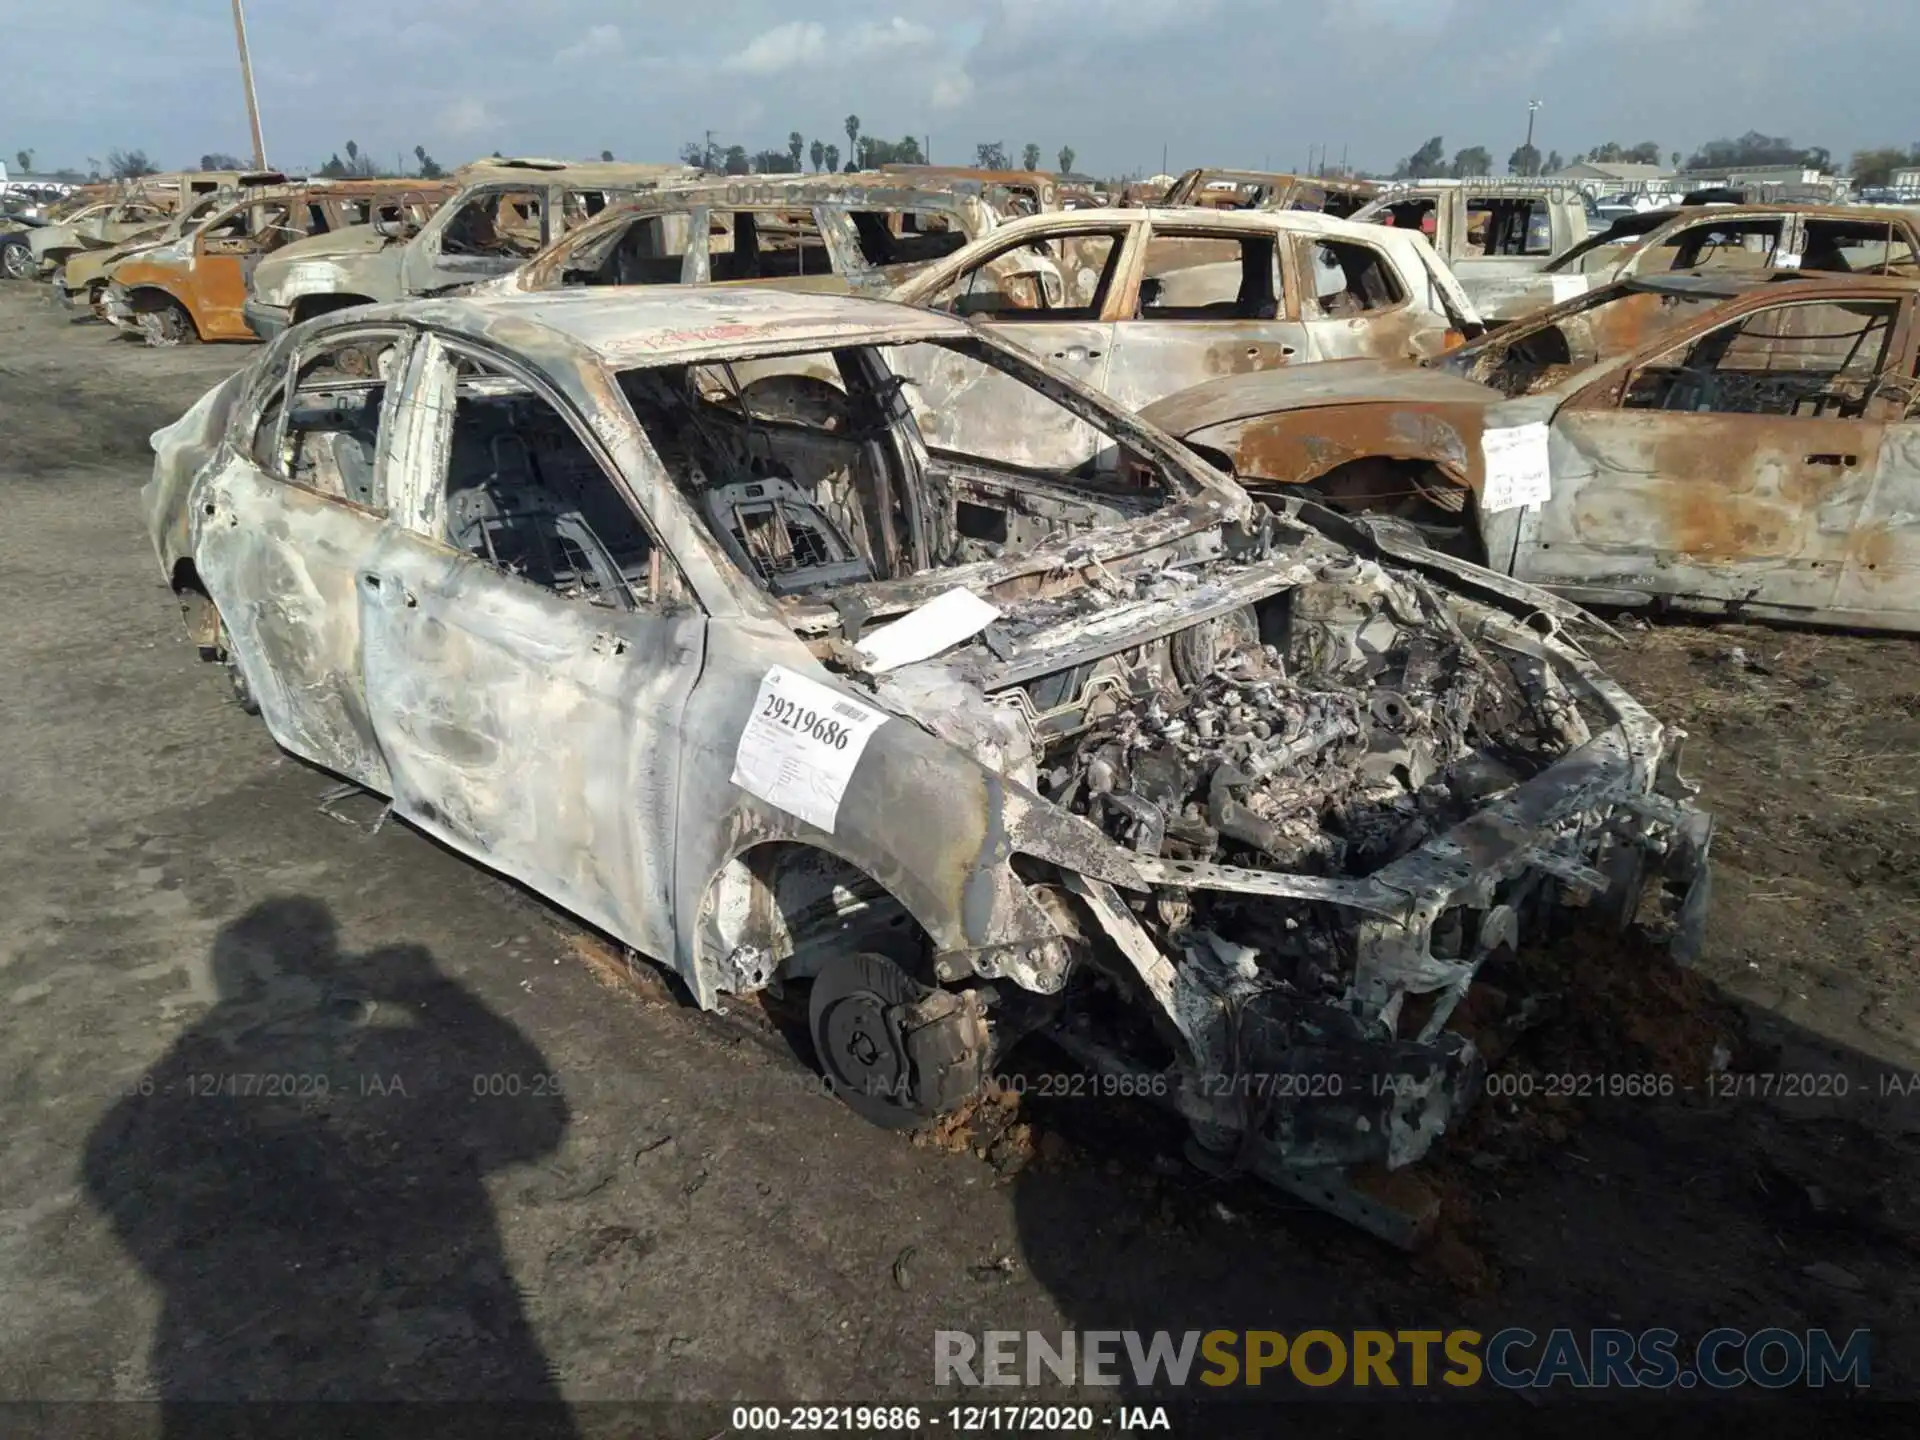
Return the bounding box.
[1517,293,1911,618]
[400,183,550,294]
[893,221,1136,471]
[190,325,412,788]
[1098,222,1307,412]
[356,335,704,959]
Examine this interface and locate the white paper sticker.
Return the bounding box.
[1481,423,1553,514]
[1775,252,1802,269]
[855,588,1001,673]
[1549,274,1589,303]
[730,666,889,834]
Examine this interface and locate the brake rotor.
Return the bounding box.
[808,950,933,1130]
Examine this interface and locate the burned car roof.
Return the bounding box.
[376,287,977,367]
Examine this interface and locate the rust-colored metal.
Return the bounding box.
[106,179,456,342]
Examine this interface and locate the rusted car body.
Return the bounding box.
[1161,169,1379,218]
[102,181,456,344]
[27,171,288,278]
[58,191,244,311]
[471,180,996,299]
[887,206,1483,469]
[1143,272,1920,633]
[1353,181,1593,325]
[142,287,1707,1243]
[1504,203,1920,320]
[240,159,701,341]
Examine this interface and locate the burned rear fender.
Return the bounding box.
[142,371,250,585]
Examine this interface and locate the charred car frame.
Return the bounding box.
[144,289,1709,1243]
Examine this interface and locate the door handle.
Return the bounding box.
[1804,453,1858,467]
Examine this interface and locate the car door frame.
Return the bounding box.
[400,180,553,294]
[190,320,417,788]
[1514,286,1918,618]
[357,327,708,963]
[1096,214,1308,412]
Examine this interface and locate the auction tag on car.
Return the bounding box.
[1481,422,1553,513]
[730,666,889,834]
[1549,274,1589,303]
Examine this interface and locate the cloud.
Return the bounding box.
[438,98,496,138]
[721,20,828,74]
[555,23,622,65]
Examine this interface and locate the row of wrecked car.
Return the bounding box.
[27,149,1920,1241]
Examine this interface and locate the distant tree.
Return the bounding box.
[679,140,709,169]
[974,141,1009,170]
[318,154,345,178]
[1545,149,1565,173]
[108,149,157,178]
[1671,151,1682,169]
[336,139,378,178]
[1057,144,1075,175]
[809,138,826,172]
[1021,142,1041,171]
[1850,145,1920,188]
[600,149,614,162]
[751,148,797,173]
[1450,145,1492,178]
[823,142,840,174]
[1404,136,1446,177]
[788,131,804,170]
[414,145,444,179]
[1684,132,1828,173]
[844,114,861,166]
[14,149,32,173]
[722,144,750,176]
[199,152,245,171]
[862,136,925,167]
[1507,143,1541,176]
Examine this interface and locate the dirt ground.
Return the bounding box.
[3,282,1918,1427]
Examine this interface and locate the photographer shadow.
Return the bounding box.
[82,897,577,1434]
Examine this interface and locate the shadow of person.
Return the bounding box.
[82,897,577,1434]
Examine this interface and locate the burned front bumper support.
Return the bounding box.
[1070,720,1710,1247]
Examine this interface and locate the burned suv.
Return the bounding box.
[145,289,1709,1241]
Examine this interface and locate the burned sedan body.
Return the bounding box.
[144,289,1707,1242]
[1143,272,1920,633]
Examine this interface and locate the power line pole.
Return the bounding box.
[231,0,268,169]
[1524,99,1541,175]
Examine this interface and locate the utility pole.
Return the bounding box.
[1161,142,1168,178]
[231,0,268,169]
[1524,98,1541,175]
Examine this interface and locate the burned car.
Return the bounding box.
[104,180,455,344]
[470,180,995,299]
[1494,202,1920,322]
[240,158,700,341]
[1142,271,1920,633]
[145,289,1707,1242]
[887,206,1482,470]
[1161,168,1380,218]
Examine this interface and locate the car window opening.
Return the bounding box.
[442,356,667,609]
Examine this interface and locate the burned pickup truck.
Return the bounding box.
[144,289,1708,1241]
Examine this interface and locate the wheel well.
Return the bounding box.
[1302,457,1485,563]
[700,842,930,996]
[126,285,202,339]
[292,293,374,324]
[168,558,221,651]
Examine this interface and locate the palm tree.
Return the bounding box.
[809,138,825,173]
[844,114,861,171]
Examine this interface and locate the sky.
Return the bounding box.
[5,0,1913,179]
